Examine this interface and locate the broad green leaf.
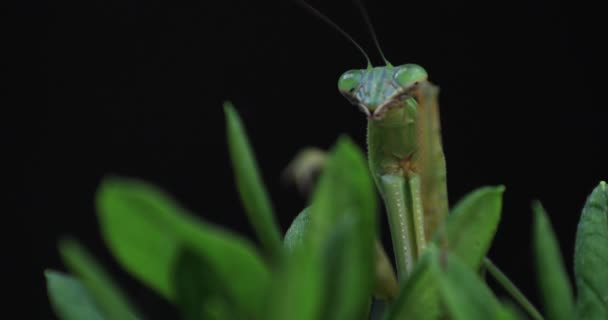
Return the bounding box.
[283,207,310,253]
[533,202,575,320]
[384,245,443,320]
[437,251,504,320]
[59,239,140,320]
[96,177,270,318]
[268,137,378,320]
[434,186,504,269]
[574,181,608,320]
[172,248,238,320]
[224,102,282,260]
[45,270,105,320]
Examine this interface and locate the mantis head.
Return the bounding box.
[338,63,427,120]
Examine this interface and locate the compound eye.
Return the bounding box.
[393,64,428,89]
[338,70,362,95]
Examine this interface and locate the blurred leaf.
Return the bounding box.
[45,270,105,320]
[224,102,283,260]
[533,202,575,320]
[96,177,270,318]
[309,137,378,320]
[384,245,443,320]
[172,248,238,320]
[266,246,324,320]
[283,207,310,254]
[434,186,504,269]
[437,250,504,320]
[282,148,327,196]
[484,259,544,320]
[267,137,377,320]
[59,239,140,320]
[284,207,398,302]
[574,181,608,319]
[498,303,525,320]
[373,241,399,301]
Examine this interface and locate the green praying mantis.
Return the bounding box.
[292,6,542,318]
[295,0,449,281]
[339,62,448,280]
[285,3,544,318]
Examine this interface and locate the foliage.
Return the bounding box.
[45,104,607,320]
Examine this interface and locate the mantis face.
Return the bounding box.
[338,64,428,120]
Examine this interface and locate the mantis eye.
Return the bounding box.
[338,70,363,95]
[394,64,428,89]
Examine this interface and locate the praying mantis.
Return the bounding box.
[338,63,448,280]
[294,0,449,281]
[282,3,544,317]
[281,3,544,318]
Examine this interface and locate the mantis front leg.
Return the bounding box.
[337,65,448,281]
[378,172,426,278]
[367,82,448,281]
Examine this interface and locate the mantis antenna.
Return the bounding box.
[295,0,373,68]
[352,0,392,66]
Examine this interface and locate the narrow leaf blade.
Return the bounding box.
[437,251,503,320]
[224,102,283,260]
[533,202,575,320]
[59,239,140,320]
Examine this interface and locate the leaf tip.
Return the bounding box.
[531,200,545,215]
[44,269,59,281]
[96,175,126,203]
[495,185,506,194]
[223,101,237,120]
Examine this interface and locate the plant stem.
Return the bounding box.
[483,258,544,320]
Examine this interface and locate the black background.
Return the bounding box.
[6,0,606,318]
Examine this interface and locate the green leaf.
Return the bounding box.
[172,248,238,320]
[266,247,324,320]
[434,186,505,269]
[384,245,443,320]
[437,250,504,320]
[59,239,140,320]
[533,202,575,320]
[45,270,106,320]
[417,185,504,320]
[267,137,378,320]
[224,102,283,260]
[574,181,608,319]
[483,259,544,320]
[283,207,311,254]
[498,304,525,320]
[309,137,378,320]
[284,207,398,302]
[96,177,270,318]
